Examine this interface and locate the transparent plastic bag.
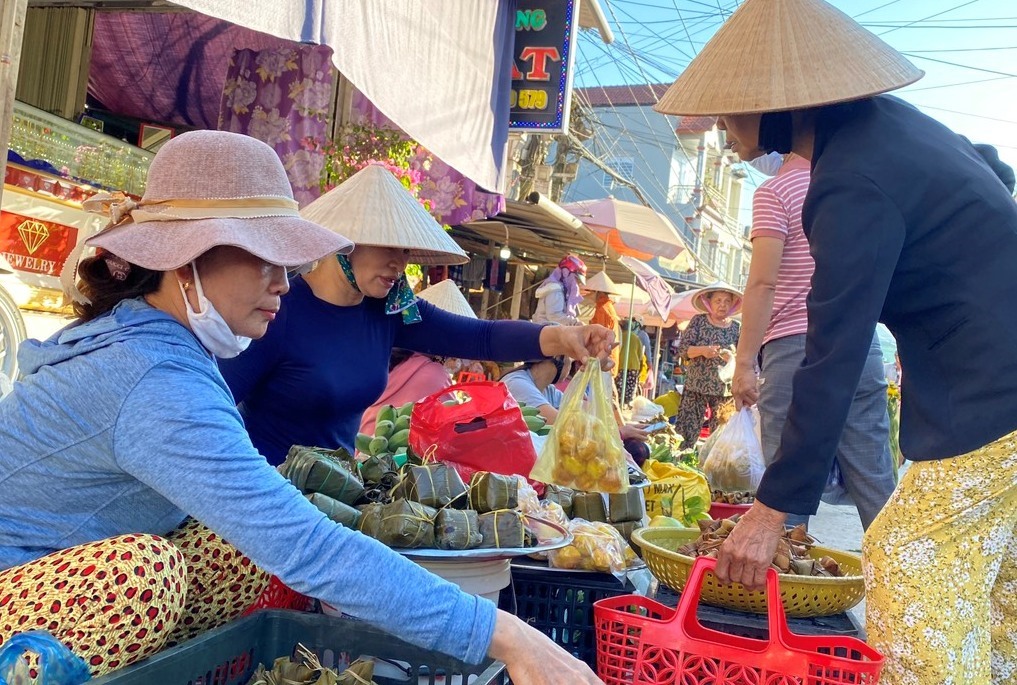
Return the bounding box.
[0,631,90,685]
[546,518,631,575]
[530,360,628,493]
[701,407,765,492]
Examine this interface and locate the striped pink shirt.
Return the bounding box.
[750,154,813,344]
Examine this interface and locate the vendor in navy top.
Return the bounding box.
[219,165,616,465]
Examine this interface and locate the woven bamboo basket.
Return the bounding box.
[633,527,865,618]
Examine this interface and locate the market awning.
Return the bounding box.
[454,192,634,284]
[82,0,513,192]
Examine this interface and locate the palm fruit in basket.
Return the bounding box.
[680,516,843,577]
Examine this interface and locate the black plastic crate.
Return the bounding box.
[499,561,632,669]
[90,610,506,685]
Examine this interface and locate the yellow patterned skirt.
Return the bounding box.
[863,429,1017,684]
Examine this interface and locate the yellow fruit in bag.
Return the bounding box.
[530,360,628,494]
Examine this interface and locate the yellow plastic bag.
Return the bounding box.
[529,359,628,494]
[642,458,711,525]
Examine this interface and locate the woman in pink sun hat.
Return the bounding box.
[0,131,602,684]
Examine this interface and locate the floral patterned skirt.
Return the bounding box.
[863,429,1017,684]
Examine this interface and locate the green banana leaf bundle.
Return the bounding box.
[245,644,377,685]
[543,485,575,517]
[435,508,483,550]
[358,453,399,487]
[607,489,644,523]
[357,502,385,538]
[375,499,437,548]
[468,472,518,513]
[306,493,362,529]
[572,492,608,522]
[478,509,526,549]
[281,446,365,505]
[611,521,640,545]
[391,463,467,508]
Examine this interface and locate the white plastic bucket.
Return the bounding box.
[413,558,512,604]
[321,558,511,618]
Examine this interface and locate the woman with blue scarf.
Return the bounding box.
[219,166,614,465]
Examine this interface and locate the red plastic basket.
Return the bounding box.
[594,557,883,684]
[242,576,311,615]
[708,502,752,520]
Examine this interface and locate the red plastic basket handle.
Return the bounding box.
[676,556,792,647]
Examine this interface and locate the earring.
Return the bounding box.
[182,281,192,291]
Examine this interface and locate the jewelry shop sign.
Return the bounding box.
[508,0,579,134]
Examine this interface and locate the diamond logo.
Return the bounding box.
[17,219,49,255]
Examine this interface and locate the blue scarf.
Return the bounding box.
[337,254,421,325]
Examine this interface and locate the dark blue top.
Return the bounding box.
[757,95,1017,516]
[218,277,546,464]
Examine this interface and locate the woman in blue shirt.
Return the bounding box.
[219,165,614,465]
[0,132,603,684]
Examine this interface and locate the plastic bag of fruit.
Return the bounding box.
[702,407,765,492]
[546,518,635,575]
[529,359,628,494]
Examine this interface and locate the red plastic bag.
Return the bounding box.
[594,557,883,684]
[409,381,537,484]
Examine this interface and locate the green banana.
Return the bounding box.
[399,401,415,417]
[519,405,541,418]
[354,433,373,453]
[377,405,396,426]
[524,415,546,432]
[368,436,389,454]
[388,428,410,450]
[393,414,411,433]
[536,426,551,437]
[374,420,395,439]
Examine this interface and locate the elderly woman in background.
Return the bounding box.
[673,284,741,446]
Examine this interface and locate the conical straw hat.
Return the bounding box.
[654,0,924,116]
[584,271,622,296]
[301,164,469,266]
[417,279,476,319]
[692,282,744,316]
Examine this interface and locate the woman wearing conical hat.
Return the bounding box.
[655,1,1017,681]
[0,133,603,683]
[219,166,614,467]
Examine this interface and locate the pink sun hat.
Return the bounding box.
[61,131,353,301]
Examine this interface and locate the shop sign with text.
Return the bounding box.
[508,0,579,133]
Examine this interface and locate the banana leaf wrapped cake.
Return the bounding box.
[391,463,467,508]
[306,493,362,529]
[435,509,483,550]
[572,492,608,522]
[374,500,437,548]
[468,472,518,513]
[478,509,527,549]
[607,488,644,523]
[357,502,384,538]
[281,446,365,505]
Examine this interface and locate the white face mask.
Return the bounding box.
[178,261,252,359]
[746,151,785,177]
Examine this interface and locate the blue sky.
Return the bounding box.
[574,0,1017,176]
